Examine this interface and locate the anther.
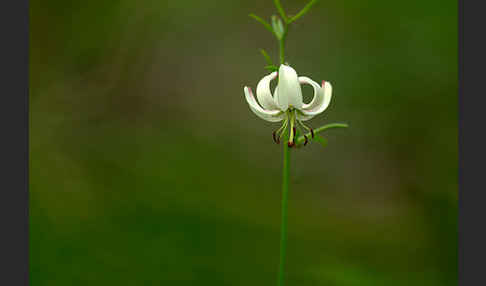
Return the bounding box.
[310,128,314,138]
[272,131,279,144]
[303,135,308,146]
[288,141,295,148]
[293,127,296,136]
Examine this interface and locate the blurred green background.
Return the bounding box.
[29,0,457,285]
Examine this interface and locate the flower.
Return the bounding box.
[244,64,332,147]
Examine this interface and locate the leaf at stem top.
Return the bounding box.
[288,0,319,23]
[260,49,273,66]
[273,0,288,22]
[271,15,285,39]
[249,14,277,37]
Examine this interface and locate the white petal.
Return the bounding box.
[299,77,322,110]
[256,72,280,111]
[299,80,332,117]
[295,110,315,121]
[274,65,303,110]
[244,87,284,122]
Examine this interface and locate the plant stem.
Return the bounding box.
[276,15,290,286]
[278,140,290,286]
[271,3,331,284]
[278,25,287,65]
[279,37,285,65]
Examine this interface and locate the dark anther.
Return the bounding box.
[293,127,296,136]
[272,131,279,144]
[288,141,295,148]
[310,128,315,138]
[303,135,308,146]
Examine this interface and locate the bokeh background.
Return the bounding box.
[30,0,457,285]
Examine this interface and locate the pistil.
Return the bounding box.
[287,110,296,147]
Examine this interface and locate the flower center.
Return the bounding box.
[271,109,295,146]
[272,108,315,148]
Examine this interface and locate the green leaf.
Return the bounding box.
[294,123,348,145]
[260,49,273,66]
[249,14,277,37]
[288,0,319,24]
[273,0,288,22]
[271,15,284,39]
[277,18,285,35]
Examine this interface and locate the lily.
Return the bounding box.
[244,64,332,147]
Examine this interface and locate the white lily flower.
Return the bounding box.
[244,64,332,147]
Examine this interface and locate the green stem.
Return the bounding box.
[275,5,291,285]
[279,38,285,65]
[277,15,289,286]
[278,140,290,286]
[267,3,325,285]
[278,26,287,65]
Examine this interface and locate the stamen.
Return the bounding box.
[278,129,286,141]
[273,118,289,144]
[297,119,314,139]
[303,135,308,146]
[288,141,295,148]
[272,131,279,144]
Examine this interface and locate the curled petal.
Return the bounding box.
[299,77,321,110]
[244,87,284,122]
[299,79,332,117]
[256,72,280,111]
[275,65,303,111]
[295,76,320,121]
[295,111,315,121]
